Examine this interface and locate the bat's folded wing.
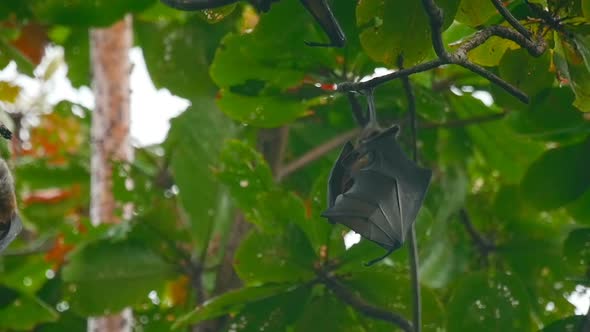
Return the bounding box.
[0,214,22,253]
[322,189,399,249]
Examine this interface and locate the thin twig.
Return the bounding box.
[322,274,414,332]
[278,112,508,180]
[459,209,496,254]
[490,0,532,39]
[338,0,547,104]
[276,128,360,181]
[398,55,422,332]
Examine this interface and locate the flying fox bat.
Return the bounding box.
[322,125,432,265]
[160,0,346,47]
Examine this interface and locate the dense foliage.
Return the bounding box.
[0,0,589,331]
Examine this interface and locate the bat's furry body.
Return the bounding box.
[322,126,431,252]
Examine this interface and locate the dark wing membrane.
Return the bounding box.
[327,141,354,208]
[323,171,401,250]
[299,0,346,47]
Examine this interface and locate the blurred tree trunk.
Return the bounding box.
[87,15,134,332]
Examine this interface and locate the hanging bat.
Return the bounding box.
[322,125,432,265]
[0,159,21,253]
[160,0,346,47]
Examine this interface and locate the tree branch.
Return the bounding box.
[321,274,414,332]
[490,0,532,39]
[459,209,496,255]
[398,56,422,332]
[338,0,547,104]
[278,112,508,180]
[276,128,360,181]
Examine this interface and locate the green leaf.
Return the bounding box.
[0,255,53,295]
[339,267,446,331]
[563,228,590,275]
[173,283,298,328]
[31,0,156,27]
[467,36,518,67]
[60,28,90,88]
[506,88,590,141]
[455,0,498,27]
[16,159,89,189]
[357,0,460,66]
[568,188,590,224]
[294,294,364,332]
[216,91,309,127]
[447,272,532,332]
[584,0,590,19]
[554,33,590,112]
[234,226,316,284]
[136,17,231,98]
[225,285,311,332]
[449,94,544,182]
[521,139,590,210]
[0,293,58,330]
[210,0,334,90]
[62,239,175,316]
[499,48,554,97]
[540,316,585,331]
[166,98,233,252]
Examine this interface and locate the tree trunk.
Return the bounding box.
[87,15,133,332]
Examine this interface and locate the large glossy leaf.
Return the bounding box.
[447,272,532,332]
[357,0,460,66]
[225,284,311,332]
[563,228,590,276]
[540,316,585,331]
[339,267,446,331]
[31,0,156,27]
[499,48,554,98]
[234,226,316,284]
[210,0,334,90]
[216,90,309,127]
[0,293,58,330]
[136,17,231,99]
[506,88,590,141]
[521,139,590,210]
[554,33,590,112]
[165,98,233,252]
[62,239,175,316]
[174,283,299,328]
[455,0,498,27]
[294,293,364,332]
[449,94,544,182]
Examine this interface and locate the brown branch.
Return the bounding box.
[278,112,508,180]
[321,274,414,332]
[490,0,532,39]
[276,128,360,181]
[338,0,547,104]
[459,209,496,254]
